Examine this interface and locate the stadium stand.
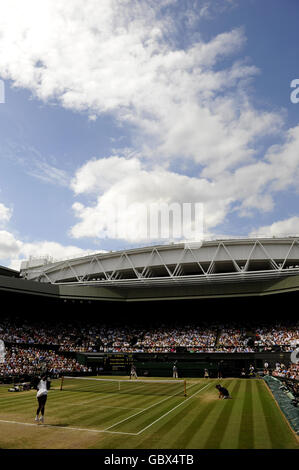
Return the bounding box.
[0,345,91,382]
[1,318,297,354]
[0,316,297,382]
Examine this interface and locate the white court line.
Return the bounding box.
[0,419,138,436]
[103,382,199,432]
[136,382,211,435]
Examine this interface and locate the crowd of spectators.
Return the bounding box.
[0,318,298,383]
[254,325,298,351]
[272,364,299,405]
[127,326,217,353]
[0,319,220,353]
[272,362,299,381]
[0,318,298,354]
[217,321,298,353]
[0,345,91,380]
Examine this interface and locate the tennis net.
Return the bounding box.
[60,376,187,397]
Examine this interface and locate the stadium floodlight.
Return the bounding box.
[60,376,187,397]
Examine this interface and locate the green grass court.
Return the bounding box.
[0,377,298,449]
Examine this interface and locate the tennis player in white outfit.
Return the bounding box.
[35,375,51,423]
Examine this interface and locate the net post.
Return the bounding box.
[184,379,187,397]
[60,376,64,391]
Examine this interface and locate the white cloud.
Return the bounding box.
[27,160,70,187]
[0,1,280,175]
[0,203,12,226]
[0,0,298,244]
[71,156,142,195]
[0,231,21,259]
[18,241,96,262]
[3,140,70,187]
[70,156,232,241]
[70,120,299,242]
[0,231,99,270]
[250,217,299,238]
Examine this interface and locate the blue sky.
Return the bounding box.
[0,0,299,269]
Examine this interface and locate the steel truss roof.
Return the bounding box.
[19,237,299,288]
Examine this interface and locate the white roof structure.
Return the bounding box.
[19,237,299,289]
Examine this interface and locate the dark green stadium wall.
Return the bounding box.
[0,273,299,323]
[2,272,299,303]
[76,351,292,378]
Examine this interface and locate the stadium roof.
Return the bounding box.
[19,237,299,286]
[0,265,19,278]
[0,237,293,302]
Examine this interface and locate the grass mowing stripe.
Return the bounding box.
[48,391,148,412]
[0,399,35,409]
[51,401,137,429]
[59,391,168,411]
[46,390,156,416]
[115,383,208,437]
[0,388,190,433]
[2,378,297,450]
[136,383,211,435]
[251,380,273,449]
[238,379,254,449]
[0,394,36,404]
[105,397,184,434]
[172,399,216,448]
[258,381,286,448]
[72,403,143,410]
[116,383,200,434]
[182,379,234,447]
[1,392,139,429]
[203,379,242,449]
[136,389,206,449]
[217,379,247,449]
[12,392,138,429]
[103,387,187,431]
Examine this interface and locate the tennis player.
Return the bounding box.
[35,374,51,423]
[130,364,138,379]
[215,384,232,399]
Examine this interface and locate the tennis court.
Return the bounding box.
[0,377,298,449]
